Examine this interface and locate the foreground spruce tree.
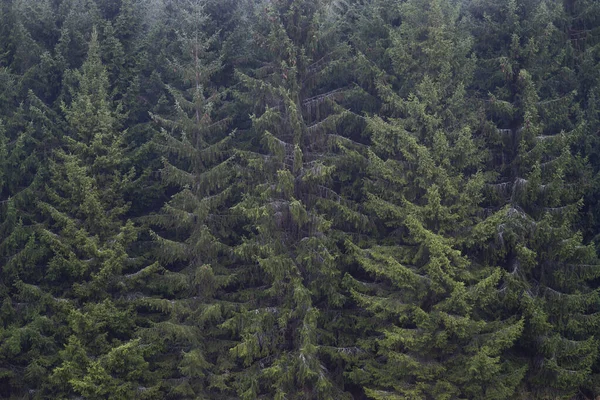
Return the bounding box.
[224,0,367,398]
[346,0,524,398]
[37,29,155,399]
[466,0,600,397]
[0,93,65,398]
[139,0,241,397]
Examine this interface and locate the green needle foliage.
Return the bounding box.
[1,0,600,399]
[466,0,600,397]
[226,1,367,398]
[346,0,523,398]
[37,28,153,399]
[142,0,240,397]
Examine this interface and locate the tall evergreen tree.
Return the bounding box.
[346,0,525,398]
[567,2,600,394]
[225,0,368,398]
[466,0,600,397]
[0,89,65,398]
[138,0,242,397]
[38,29,154,399]
[570,0,600,251]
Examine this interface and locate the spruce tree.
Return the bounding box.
[0,91,66,398]
[346,0,524,398]
[138,0,241,397]
[225,0,367,398]
[567,2,600,394]
[571,0,600,246]
[466,0,600,396]
[38,29,154,399]
[0,12,63,395]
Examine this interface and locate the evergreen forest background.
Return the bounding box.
[2,0,600,398]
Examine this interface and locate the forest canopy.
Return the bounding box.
[1,0,600,399]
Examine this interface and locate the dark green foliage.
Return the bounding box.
[0,92,64,398]
[2,0,600,399]
[36,28,155,398]
[346,0,524,398]
[225,1,369,398]
[466,0,600,397]
[142,0,240,397]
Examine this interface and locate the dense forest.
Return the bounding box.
[1,0,600,398]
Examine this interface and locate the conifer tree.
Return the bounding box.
[0,2,43,77]
[0,91,66,398]
[346,0,524,398]
[574,3,600,395]
[37,29,154,399]
[224,1,367,398]
[0,13,61,396]
[137,0,241,397]
[571,0,600,249]
[54,0,104,105]
[466,0,600,397]
[566,2,600,394]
